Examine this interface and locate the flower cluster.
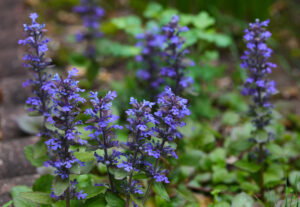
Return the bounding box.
[241,19,277,133]
[18,13,52,125]
[73,0,105,58]
[84,90,122,190]
[161,15,194,95]
[150,87,190,182]
[135,29,165,95]
[44,68,87,199]
[118,98,156,196]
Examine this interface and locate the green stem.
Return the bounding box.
[259,143,264,202]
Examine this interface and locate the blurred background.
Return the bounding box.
[1,0,300,205]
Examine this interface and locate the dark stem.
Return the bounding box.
[66,186,71,207]
[125,150,139,207]
[142,139,166,205]
[103,132,115,192]
[254,41,265,202]
[100,109,115,192]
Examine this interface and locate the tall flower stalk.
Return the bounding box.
[117,98,156,207]
[18,13,52,134]
[85,91,123,192]
[161,15,194,95]
[44,69,87,206]
[73,0,105,82]
[241,19,277,201]
[143,87,190,204]
[135,29,165,100]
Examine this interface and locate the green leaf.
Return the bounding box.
[153,182,170,202]
[20,192,53,204]
[74,151,95,162]
[111,168,129,180]
[289,171,300,191]
[105,191,125,207]
[208,148,226,164]
[143,2,163,18]
[33,175,54,193]
[11,186,37,207]
[80,186,106,199]
[52,176,69,196]
[222,111,240,126]
[111,15,142,36]
[24,140,48,167]
[214,202,230,207]
[17,114,43,134]
[234,160,261,173]
[212,166,235,184]
[84,194,107,207]
[71,161,95,174]
[68,53,89,67]
[231,193,254,207]
[1,200,13,207]
[193,11,215,29]
[132,173,148,180]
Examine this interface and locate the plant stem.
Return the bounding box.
[125,150,139,207]
[66,186,71,207]
[142,140,166,205]
[259,143,264,202]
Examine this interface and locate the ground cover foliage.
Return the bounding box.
[6,0,300,207]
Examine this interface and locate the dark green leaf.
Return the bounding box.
[33,175,54,193]
[74,151,94,162]
[11,186,37,207]
[234,160,261,173]
[231,193,254,207]
[105,191,125,207]
[20,192,53,204]
[153,182,170,202]
[52,176,69,196]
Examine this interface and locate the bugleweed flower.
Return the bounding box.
[150,87,190,181]
[241,19,276,136]
[18,13,52,128]
[117,98,156,206]
[73,0,105,58]
[240,19,277,201]
[44,68,87,200]
[142,87,190,204]
[84,91,123,191]
[161,15,194,95]
[135,29,165,97]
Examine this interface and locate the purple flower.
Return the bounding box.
[73,0,104,58]
[241,19,277,131]
[85,90,123,191]
[161,15,193,95]
[44,68,86,200]
[19,13,52,126]
[148,87,190,183]
[135,29,166,97]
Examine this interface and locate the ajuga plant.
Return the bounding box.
[241,19,277,201]
[118,97,156,207]
[73,0,105,82]
[143,87,191,204]
[84,90,123,192]
[18,13,52,134]
[44,68,87,206]
[161,15,194,95]
[135,28,165,100]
